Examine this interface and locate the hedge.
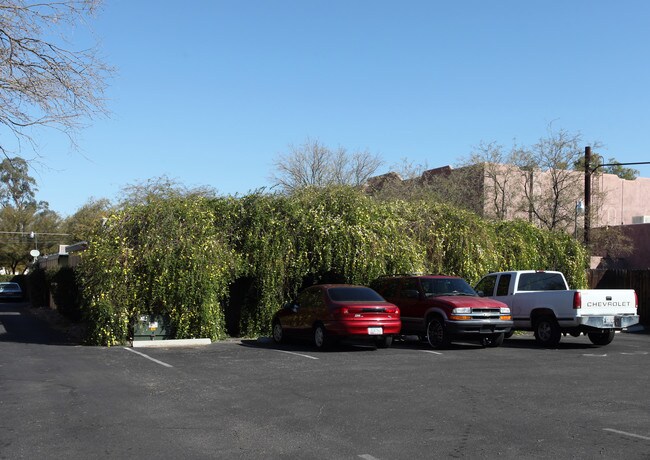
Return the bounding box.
[75,186,587,345]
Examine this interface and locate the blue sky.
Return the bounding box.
[23,0,650,216]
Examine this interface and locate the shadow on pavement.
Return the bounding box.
[0,301,80,345]
[239,338,384,353]
[502,335,611,350]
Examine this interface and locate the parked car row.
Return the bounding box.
[271,274,513,350]
[271,270,640,350]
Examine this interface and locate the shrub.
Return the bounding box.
[75,186,588,345]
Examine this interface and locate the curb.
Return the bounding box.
[131,338,212,348]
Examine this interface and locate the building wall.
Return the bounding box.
[477,164,650,229]
[368,163,650,229]
[595,175,650,227]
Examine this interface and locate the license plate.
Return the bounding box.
[603,316,615,326]
[367,327,383,335]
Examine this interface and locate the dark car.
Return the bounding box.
[272,284,401,349]
[371,275,512,348]
[0,282,23,301]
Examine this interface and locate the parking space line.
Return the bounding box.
[358,455,380,460]
[123,347,173,368]
[420,350,443,355]
[272,349,319,360]
[603,428,650,441]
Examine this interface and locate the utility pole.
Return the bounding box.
[584,146,591,246]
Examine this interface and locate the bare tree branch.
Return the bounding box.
[270,138,383,192]
[0,0,111,157]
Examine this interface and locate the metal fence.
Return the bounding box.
[588,269,650,326]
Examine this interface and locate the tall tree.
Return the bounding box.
[461,141,530,220]
[0,157,61,272]
[62,197,113,242]
[0,0,110,157]
[513,128,589,231]
[270,138,383,193]
[0,157,36,209]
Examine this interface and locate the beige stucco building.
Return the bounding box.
[367,163,650,268]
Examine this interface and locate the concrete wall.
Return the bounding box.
[594,175,650,227]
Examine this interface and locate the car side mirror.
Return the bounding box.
[477,290,485,297]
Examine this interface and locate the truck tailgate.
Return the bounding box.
[576,289,637,316]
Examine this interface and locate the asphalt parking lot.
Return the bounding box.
[1,302,649,459]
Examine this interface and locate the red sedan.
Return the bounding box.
[272,284,401,349]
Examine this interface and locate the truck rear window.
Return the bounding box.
[517,273,566,291]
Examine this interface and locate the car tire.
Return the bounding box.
[481,333,505,348]
[587,330,616,346]
[375,335,393,349]
[504,330,514,339]
[426,317,450,349]
[313,324,329,350]
[534,316,561,347]
[272,320,284,344]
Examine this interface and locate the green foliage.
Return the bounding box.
[0,157,63,273]
[77,195,241,345]
[76,186,588,345]
[62,198,113,243]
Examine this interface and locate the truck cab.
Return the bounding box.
[372,275,512,349]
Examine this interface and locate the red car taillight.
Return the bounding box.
[386,306,400,316]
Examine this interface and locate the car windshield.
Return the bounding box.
[421,278,477,297]
[327,287,385,302]
[0,283,20,291]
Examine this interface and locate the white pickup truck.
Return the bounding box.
[474,270,639,347]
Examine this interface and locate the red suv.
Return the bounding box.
[371,275,512,348]
[272,284,401,349]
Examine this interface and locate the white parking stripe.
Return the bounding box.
[272,349,319,360]
[420,350,443,355]
[603,428,650,441]
[358,455,380,460]
[124,347,173,368]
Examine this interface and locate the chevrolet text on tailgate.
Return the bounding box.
[474,270,639,347]
[371,275,513,349]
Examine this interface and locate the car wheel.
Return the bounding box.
[426,317,449,349]
[375,335,393,349]
[587,330,616,346]
[272,321,284,344]
[481,333,504,348]
[504,330,514,339]
[313,324,329,349]
[534,317,561,347]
